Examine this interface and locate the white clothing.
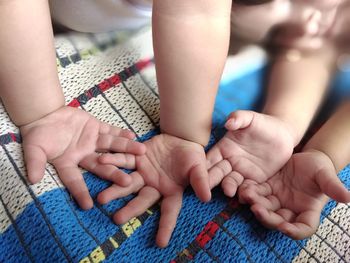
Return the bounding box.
[49,0,152,33]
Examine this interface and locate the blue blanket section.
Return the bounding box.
[2,168,349,263]
[1,67,350,263]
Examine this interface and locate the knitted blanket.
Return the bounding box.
[1,27,350,263]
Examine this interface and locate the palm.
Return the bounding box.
[239,150,350,239]
[207,111,294,197]
[97,134,210,247]
[20,106,145,209]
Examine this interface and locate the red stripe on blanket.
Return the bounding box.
[67,58,153,107]
[9,132,17,142]
[136,59,153,71]
[171,198,240,263]
[195,221,220,248]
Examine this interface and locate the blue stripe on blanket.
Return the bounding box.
[1,168,349,262]
[1,67,350,262]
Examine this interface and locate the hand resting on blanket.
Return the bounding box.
[97,133,211,248]
[238,150,350,240]
[20,106,146,210]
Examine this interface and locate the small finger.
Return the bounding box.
[190,164,211,202]
[256,182,273,196]
[98,153,136,169]
[257,195,281,211]
[97,172,144,204]
[113,186,161,224]
[237,180,257,204]
[156,193,183,248]
[97,134,146,155]
[251,204,285,229]
[279,210,321,239]
[208,160,232,189]
[239,184,276,209]
[23,144,47,184]
[279,221,318,240]
[99,122,135,139]
[80,153,132,186]
[206,146,224,170]
[221,171,244,197]
[276,208,296,223]
[55,164,93,210]
[238,182,273,198]
[316,167,350,203]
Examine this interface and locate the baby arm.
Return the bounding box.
[96,1,233,246]
[263,46,337,145]
[117,0,232,203]
[0,0,64,125]
[0,0,146,209]
[153,0,232,145]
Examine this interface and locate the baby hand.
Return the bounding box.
[97,133,210,247]
[207,110,294,197]
[238,150,350,239]
[20,106,146,209]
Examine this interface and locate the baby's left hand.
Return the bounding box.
[97,133,210,247]
[238,150,350,239]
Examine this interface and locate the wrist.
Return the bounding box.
[14,97,65,127]
[302,147,338,173]
[19,105,70,137]
[160,122,210,147]
[279,119,302,147]
[302,143,343,172]
[262,111,301,146]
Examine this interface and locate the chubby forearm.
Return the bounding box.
[263,47,336,145]
[0,0,64,126]
[153,0,231,146]
[303,101,350,172]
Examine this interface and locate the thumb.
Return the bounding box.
[189,163,211,203]
[225,110,254,131]
[316,167,350,203]
[23,144,47,184]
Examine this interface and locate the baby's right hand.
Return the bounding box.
[207,110,295,197]
[20,106,146,210]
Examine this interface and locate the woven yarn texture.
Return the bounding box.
[1,27,350,263]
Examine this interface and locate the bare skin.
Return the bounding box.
[98,134,210,248]
[20,106,146,210]
[97,110,295,246]
[238,102,350,239]
[153,0,232,145]
[93,0,229,247]
[207,110,294,197]
[238,150,350,239]
[206,0,338,199]
[207,42,336,197]
[0,0,146,210]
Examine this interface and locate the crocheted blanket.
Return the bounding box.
[1,27,350,263]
